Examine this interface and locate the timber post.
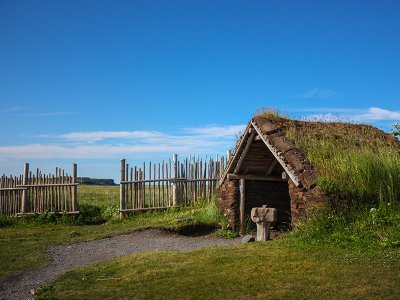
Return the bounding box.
[21,163,29,214]
[239,178,245,235]
[172,154,178,207]
[227,150,232,162]
[71,163,77,212]
[120,159,126,219]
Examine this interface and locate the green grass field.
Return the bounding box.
[37,242,400,299]
[0,184,398,299]
[39,190,400,299]
[0,185,227,279]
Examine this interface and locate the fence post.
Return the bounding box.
[227,150,232,162]
[71,163,77,212]
[21,163,29,214]
[172,154,178,207]
[120,159,126,219]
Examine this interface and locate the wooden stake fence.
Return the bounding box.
[0,163,78,216]
[119,154,226,217]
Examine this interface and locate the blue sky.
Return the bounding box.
[0,0,399,181]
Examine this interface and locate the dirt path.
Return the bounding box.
[0,229,240,300]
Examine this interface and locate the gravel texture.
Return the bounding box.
[0,229,240,300]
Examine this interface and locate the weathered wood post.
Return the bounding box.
[172,154,178,207]
[220,156,223,175]
[239,178,246,235]
[71,163,77,212]
[21,163,29,214]
[227,150,232,162]
[120,159,126,219]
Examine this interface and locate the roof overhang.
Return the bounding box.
[219,120,302,187]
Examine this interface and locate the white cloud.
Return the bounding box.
[300,107,400,123]
[185,125,245,137]
[0,124,244,160]
[302,113,352,123]
[0,144,188,160]
[58,131,164,142]
[302,88,336,99]
[0,141,232,160]
[354,107,400,121]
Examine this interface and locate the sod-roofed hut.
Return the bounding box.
[218,114,400,233]
[218,116,321,232]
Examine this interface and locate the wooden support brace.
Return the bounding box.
[234,130,256,174]
[219,124,252,186]
[251,121,301,187]
[266,160,278,176]
[227,173,286,181]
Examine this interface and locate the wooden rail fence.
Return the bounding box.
[119,154,226,217]
[0,163,78,216]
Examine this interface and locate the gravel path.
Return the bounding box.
[0,229,240,300]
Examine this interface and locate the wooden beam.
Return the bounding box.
[17,211,80,216]
[0,187,28,191]
[119,206,175,212]
[266,159,278,176]
[227,173,286,181]
[219,124,252,186]
[17,183,79,187]
[251,121,301,187]
[233,130,256,174]
[120,178,218,184]
[239,178,245,236]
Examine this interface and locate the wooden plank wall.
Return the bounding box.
[0,163,78,216]
[120,154,226,216]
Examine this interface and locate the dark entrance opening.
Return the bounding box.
[244,180,291,226]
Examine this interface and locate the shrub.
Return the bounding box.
[75,203,106,225]
[0,215,15,227]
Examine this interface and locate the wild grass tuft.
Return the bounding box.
[286,127,400,208]
[254,107,288,122]
[286,205,400,250]
[268,114,400,249]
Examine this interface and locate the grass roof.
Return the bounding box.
[255,109,400,208]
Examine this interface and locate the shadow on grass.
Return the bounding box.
[165,223,218,236]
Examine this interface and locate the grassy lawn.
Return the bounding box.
[0,185,223,279]
[37,241,400,299]
[1,189,400,300]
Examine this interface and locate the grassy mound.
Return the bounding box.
[257,109,400,248]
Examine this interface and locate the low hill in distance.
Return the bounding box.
[77,177,116,186]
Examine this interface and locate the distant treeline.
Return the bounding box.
[77,177,116,186]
